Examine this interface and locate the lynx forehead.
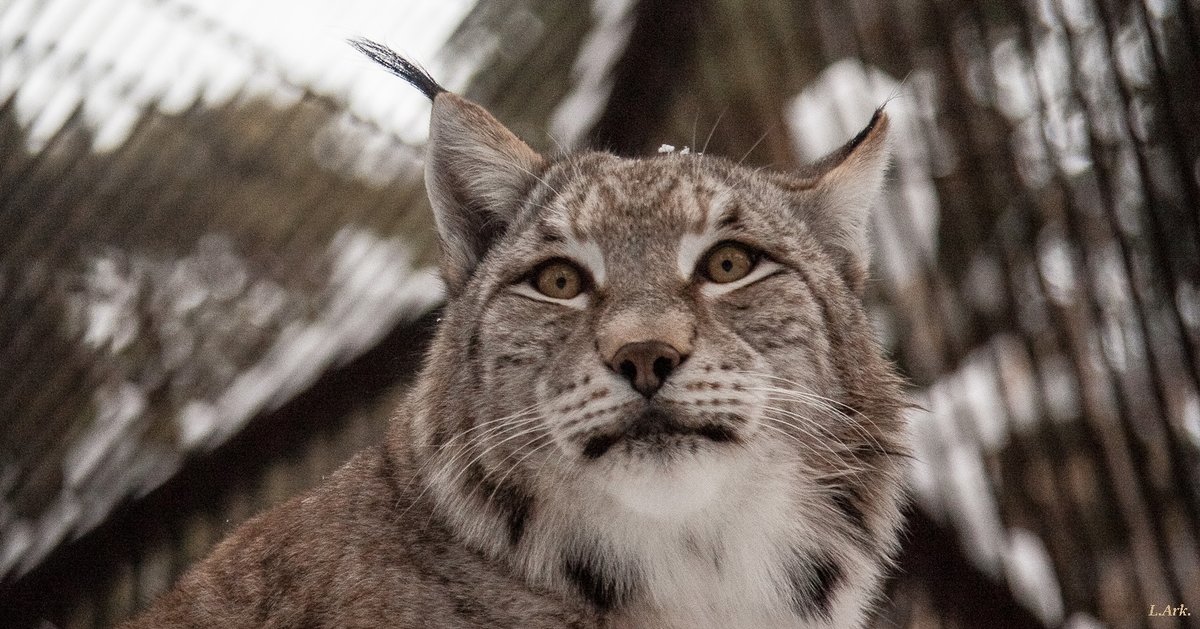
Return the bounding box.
[526,163,777,288]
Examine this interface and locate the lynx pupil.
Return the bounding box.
[534,260,583,299]
[704,243,754,283]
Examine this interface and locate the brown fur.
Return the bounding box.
[125,444,601,628]
[126,44,909,629]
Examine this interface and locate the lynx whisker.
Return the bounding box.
[751,418,843,471]
[437,418,542,475]
[736,128,773,167]
[757,410,858,462]
[483,434,557,505]
[417,418,552,529]
[546,131,568,155]
[396,413,545,523]
[701,107,728,156]
[441,420,551,492]
[735,370,893,457]
[435,404,543,451]
[759,406,873,470]
[749,386,885,453]
[739,371,883,426]
[437,417,544,472]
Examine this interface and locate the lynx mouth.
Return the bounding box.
[581,409,738,459]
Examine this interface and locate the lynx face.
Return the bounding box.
[460,153,864,516]
[354,39,908,627]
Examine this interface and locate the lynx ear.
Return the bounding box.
[787,109,891,293]
[425,94,545,292]
[349,38,544,294]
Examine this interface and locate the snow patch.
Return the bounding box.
[787,60,942,290]
[1182,390,1200,449]
[177,227,444,450]
[1063,612,1108,629]
[3,0,480,152]
[76,255,143,354]
[548,0,638,147]
[1037,228,1077,305]
[1006,528,1065,625]
[64,381,149,489]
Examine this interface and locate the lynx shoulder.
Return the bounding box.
[125,39,910,629]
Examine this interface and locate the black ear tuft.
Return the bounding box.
[348,37,445,100]
[845,106,887,153]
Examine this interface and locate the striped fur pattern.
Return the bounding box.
[125,43,909,629]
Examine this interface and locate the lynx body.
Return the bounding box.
[126,40,910,629]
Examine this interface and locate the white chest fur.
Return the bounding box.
[558,448,866,629]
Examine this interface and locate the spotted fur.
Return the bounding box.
[125,42,910,629]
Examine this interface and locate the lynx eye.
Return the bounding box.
[702,242,756,283]
[533,260,584,299]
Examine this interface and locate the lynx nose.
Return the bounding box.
[608,341,683,398]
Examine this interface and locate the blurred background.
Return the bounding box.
[0,0,1198,627]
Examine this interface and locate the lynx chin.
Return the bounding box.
[125,39,911,629]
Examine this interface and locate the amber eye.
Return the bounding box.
[533,260,584,299]
[702,242,756,283]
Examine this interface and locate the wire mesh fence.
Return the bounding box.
[1,0,1198,627]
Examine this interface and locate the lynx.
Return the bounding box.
[125,39,910,629]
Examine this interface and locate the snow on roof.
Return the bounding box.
[0,0,478,153]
